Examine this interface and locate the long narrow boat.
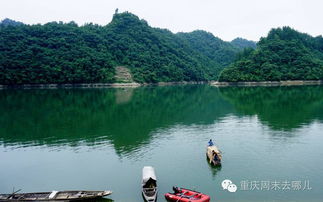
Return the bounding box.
[0,190,112,201]
[165,187,210,202]
[142,166,157,202]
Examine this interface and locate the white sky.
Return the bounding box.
[0,0,322,41]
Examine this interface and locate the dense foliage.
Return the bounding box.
[219,27,323,81]
[104,13,222,83]
[177,31,245,67]
[0,12,256,84]
[0,20,116,84]
[231,37,256,49]
[0,18,23,27]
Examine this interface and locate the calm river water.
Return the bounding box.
[1,85,323,202]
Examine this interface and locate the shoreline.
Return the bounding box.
[210,80,323,87]
[0,80,322,89]
[0,81,206,89]
[0,82,142,89]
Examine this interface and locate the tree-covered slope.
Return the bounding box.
[0,12,256,84]
[219,27,323,81]
[177,30,241,67]
[0,18,23,27]
[0,21,116,84]
[103,13,223,82]
[231,37,256,49]
[177,31,257,65]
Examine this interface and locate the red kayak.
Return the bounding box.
[165,187,210,202]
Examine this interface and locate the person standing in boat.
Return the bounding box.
[208,139,214,146]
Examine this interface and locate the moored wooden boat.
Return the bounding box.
[206,145,222,166]
[165,187,210,202]
[0,190,112,201]
[142,166,157,202]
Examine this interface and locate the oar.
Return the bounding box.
[7,189,22,199]
[176,195,184,202]
[176,191,188,202]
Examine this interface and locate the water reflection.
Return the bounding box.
[115,88,134,104]
[0,86,232,154]
[1,85,323,202]
[205,157,222,179]
[219,86,323,130]
[82,198,113,202]
[1,85,323,155]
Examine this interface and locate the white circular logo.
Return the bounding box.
[227,184,237,192]
[221,179,237,193]
[221,179,233,190]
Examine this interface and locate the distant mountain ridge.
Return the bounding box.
[231,37,256,49]
[178,31,242,67]
[0,13,255,84]
[0,18,23,26]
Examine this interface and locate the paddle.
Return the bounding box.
[7,188,22,199]
[175,191,189,202]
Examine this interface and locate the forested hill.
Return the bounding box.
[103,13,223,83]
[0,12,255,84]
[231,37,256,49]
[0,18,23,27]
[177,31,245,67]
[219,27,323,81]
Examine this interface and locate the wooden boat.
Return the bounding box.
[142,166,157,202]
[165,187,210,202]
[206,145,222,166]
[0,190,112,201]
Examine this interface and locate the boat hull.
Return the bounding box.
[206,145,222,166]
[142,166,157,202]
[142,189,157,202]
[0,190,112,201]
[165,188,210,202]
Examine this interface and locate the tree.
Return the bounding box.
[219,27,323,82]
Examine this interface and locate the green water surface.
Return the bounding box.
[0,85,323,202]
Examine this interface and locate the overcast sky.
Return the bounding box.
[0,0,322,41]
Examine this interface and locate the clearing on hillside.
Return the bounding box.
[115,66,134,83]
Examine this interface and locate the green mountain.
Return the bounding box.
[103,13,222,82]
[0,18,23,27]
[231,37,256,49]
[0,21,116,84]
[219,27,323,81]
[177,30,241,67]
[0,12,256,84]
